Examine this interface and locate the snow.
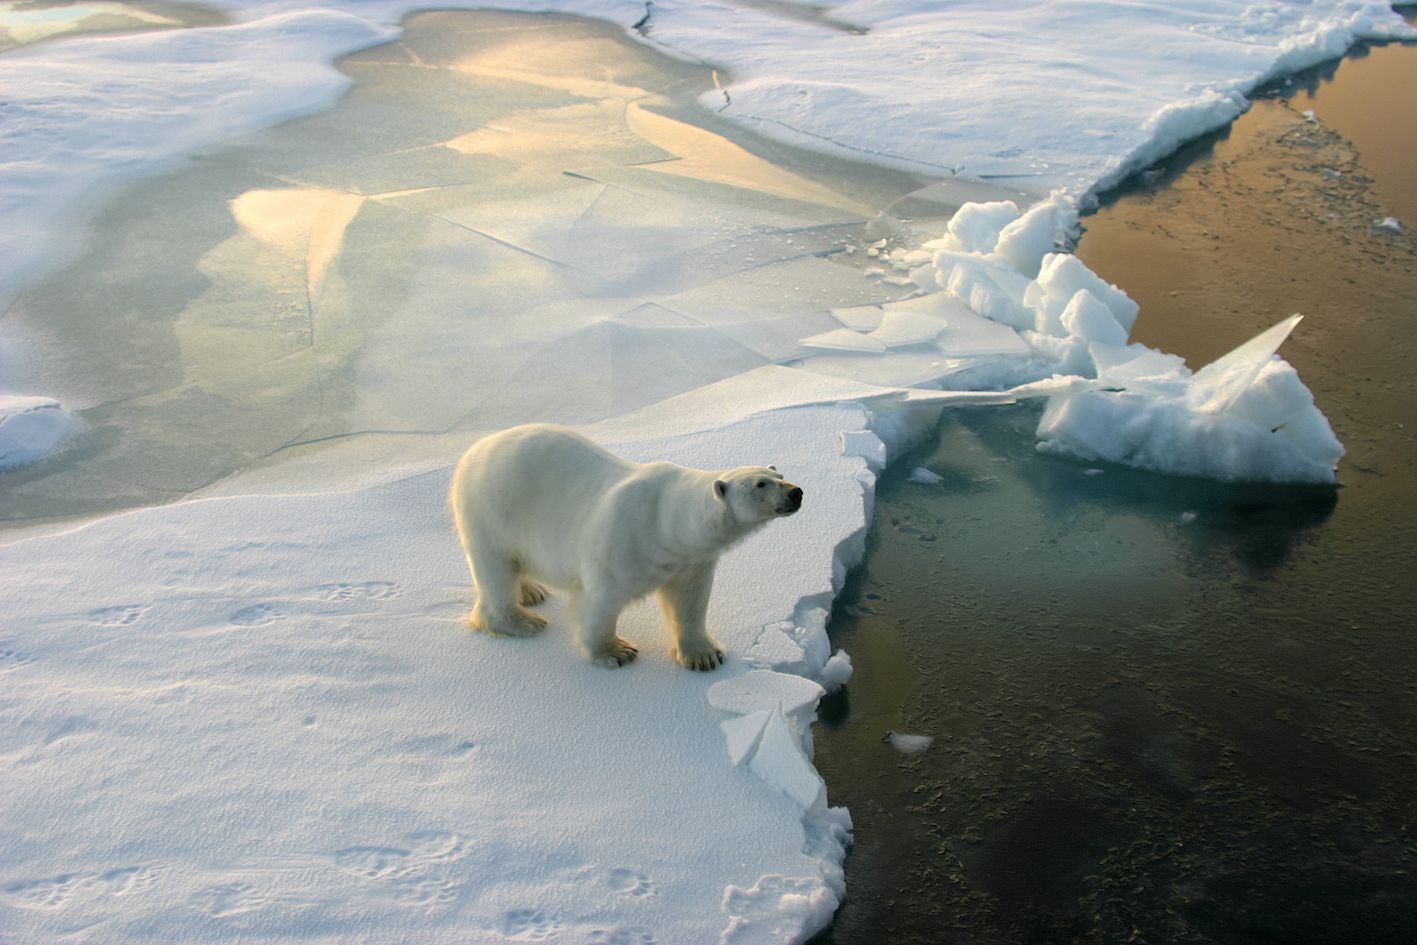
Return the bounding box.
[0,381,871,945]
[0,1,1388,941]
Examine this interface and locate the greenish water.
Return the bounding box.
[813,28,1417,945]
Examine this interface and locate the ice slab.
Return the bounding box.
[709,669,827,719]
[749,709,828,813]
[829,304,885,332]
[1187,314,1303,414]
[800,328,888,354]
[866,308,947,348]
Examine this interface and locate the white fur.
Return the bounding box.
[450,424,803,670]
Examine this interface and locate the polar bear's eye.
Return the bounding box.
[756,481,766,488]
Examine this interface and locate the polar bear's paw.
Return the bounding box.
[672,640,726,672]
[596,637,639,669]
[518,581,550,607]
[470,606,548,638]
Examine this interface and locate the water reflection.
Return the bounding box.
[814,32,1416,945]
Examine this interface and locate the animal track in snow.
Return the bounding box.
[330,830,470,909]
[588,926,661,945]
[332,846,415,880]
[101,865,160,896]
[2,873,95,909]
[500,907,563,939]
[0,644,34,671]
[190,881,266,917]
[228,602,287,626]
[312,581,403,602]
[392,875,459,907]
[606,868,656,900]
[404,830,471,862]
[89,604,146,626]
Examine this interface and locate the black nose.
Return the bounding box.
[788,486,803,509]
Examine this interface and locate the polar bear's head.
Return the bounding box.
[714,466,803,524]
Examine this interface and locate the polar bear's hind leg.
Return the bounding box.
[463,534,548,637]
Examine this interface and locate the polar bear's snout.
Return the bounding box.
[777,484,804,515]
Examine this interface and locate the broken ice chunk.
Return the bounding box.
[708,669,826,719]
[799,327,888,354]
[749,709,827,812]
[1090,343,1190,396]
[1060,289,1128,346]
[829,304,884,332]
[995,192,1074,277]
[887,732,934,755]
[867,307,947,348]
[1035,253,1139,332]
[907,467,943,485]
[933,306,1033,358]
[941,200,1020,253]
[933,249,1033,329]
[819,650,853,692]
[1187,314,1302,414]
[839,430,887,469]
[721,710,773,767]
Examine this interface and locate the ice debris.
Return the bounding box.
[819,649,853,692]
[886,732,934,755]
[907,467,943,485]
[794,194,1344,484]
[0,395,74,471]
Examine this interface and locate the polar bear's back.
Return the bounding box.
[451,424,634,581]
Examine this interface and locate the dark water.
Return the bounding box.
[814,26,1417,945]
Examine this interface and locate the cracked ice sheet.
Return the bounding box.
[0,384,873,945]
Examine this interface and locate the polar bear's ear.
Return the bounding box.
[714,480,728,500]
[768,465,777,471]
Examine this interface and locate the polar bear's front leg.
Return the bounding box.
[657,561,725,672]
[574,588,638,669]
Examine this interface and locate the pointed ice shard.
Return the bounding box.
[721,710,773,767]
[749,708,827,812]
[1187,314,1303,414]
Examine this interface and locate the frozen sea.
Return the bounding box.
[2,3,1414,944]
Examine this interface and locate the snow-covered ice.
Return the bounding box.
[0,1,1393,941]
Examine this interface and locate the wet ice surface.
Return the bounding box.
[0,0,223,52]
[1,11,942,522]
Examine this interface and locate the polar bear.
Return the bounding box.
[450,423,803,670]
